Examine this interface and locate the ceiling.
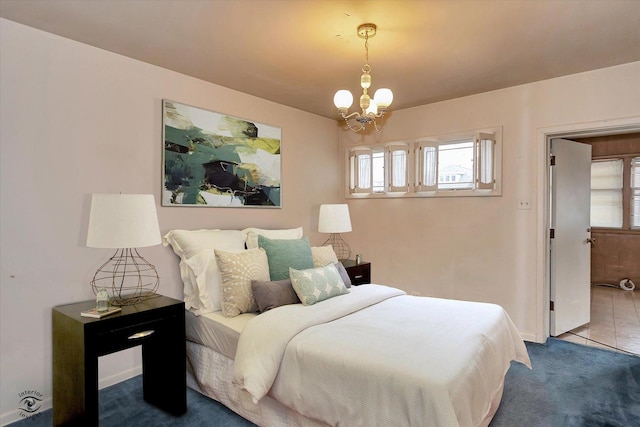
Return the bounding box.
[1,0,639,120]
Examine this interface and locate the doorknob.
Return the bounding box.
[587,237,596,245]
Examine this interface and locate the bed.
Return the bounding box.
[164,227,531,427]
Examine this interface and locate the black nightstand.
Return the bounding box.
[341,259,371,285]
[52,295,186,426]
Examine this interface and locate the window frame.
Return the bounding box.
[345,127,502,199]
[590,155,640,232]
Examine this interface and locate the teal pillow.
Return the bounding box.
[258,235,314,281]
[289,264,349,306]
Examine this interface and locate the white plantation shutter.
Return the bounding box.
[387,144,409,192]
[416,142,438,192]
[476,132,495,190]
[631,157,640,228]
[349,149,373,194]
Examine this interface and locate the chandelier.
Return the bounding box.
[334,23,393,132]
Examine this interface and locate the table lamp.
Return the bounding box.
[318,204,352,261]
[86,194,162,305]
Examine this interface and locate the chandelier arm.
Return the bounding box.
[340,110,364,121]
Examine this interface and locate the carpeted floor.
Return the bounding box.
[10,338,640,426]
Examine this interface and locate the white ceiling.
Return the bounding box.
[2,0,639,120]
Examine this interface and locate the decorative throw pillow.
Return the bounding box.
[215,248,270,317]
[311,245,339,268]
[242,227,304,249]
[334,262,352,288]
[289,263,349,306]
[251,279,300,312]
[258,235,314,281]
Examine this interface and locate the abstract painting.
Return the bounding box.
[162,100,282,207]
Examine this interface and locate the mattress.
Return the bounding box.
[185,309,256,359]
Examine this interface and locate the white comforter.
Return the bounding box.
[233,284,531,427]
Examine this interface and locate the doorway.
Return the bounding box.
[539,118,640,352]
[545,123,640,354]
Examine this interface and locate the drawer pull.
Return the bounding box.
[128,330,155,340]
[354,275,363,279]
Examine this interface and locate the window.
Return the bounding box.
[347,127,501,198]
[590,159,623,228]
[632,157,640,228]
[416,132,496,193]
[590,156,640,230]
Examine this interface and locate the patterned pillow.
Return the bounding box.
[311,245,339,267]
[215,248,270,317]
[289,263,349,306]
[258,235,314,281]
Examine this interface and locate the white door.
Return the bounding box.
[550,138,592,336]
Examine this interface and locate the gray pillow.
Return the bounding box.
[334,262,352,288]
[258,235,314,280]
[251,279,300,312]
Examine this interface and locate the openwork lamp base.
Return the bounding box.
[91,248,159,306]
[322,233,352,262]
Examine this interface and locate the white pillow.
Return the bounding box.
[163,229,245,314]
[242,227,303,249]
[311,245,339,267]
[163,229,245,258]
[183,249,228,314]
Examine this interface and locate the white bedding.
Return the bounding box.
[233,284,530,427]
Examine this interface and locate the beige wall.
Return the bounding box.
[0,19,339,423]
[340,61,640,343]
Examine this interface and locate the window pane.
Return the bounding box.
[591,190,623,228]
[422,146,437,187]
[391,149,407,188]
[591,159,623,189]
[590,159,623,228]
[438,141,474,190]
[632,157,640,228]
[372,151,384,193]
[358,153,371,190]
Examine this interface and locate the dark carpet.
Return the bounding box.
[10,338,639,426]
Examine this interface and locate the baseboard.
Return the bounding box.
[0,365,142,426]
[0,397,52,426]
[98,364,142,390]
[520,332,539,343]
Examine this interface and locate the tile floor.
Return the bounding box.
[556,284,640,355]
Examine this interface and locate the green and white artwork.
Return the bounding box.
[162,100,282,207]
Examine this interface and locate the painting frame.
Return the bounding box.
[162,100,282,208]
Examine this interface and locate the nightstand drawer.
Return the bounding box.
[341,260,371,286]
[95,317,171,355]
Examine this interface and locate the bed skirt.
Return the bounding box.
[186,340,329,427]
[186,339,504,427]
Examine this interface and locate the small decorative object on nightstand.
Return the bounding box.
[341,259,371,285]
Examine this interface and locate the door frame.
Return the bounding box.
[535,116,640,342]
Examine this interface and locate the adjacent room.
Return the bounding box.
[1,1,639,426]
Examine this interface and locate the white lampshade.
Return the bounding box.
[318,204,352,233]
[87,194,161,249]
[373,88,393,108]
[333,90,354,110]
